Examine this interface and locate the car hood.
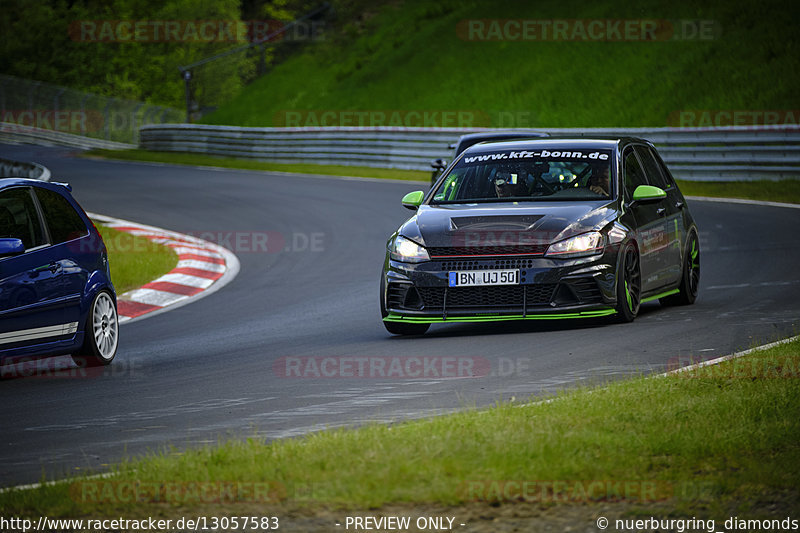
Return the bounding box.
[398,201,617,250]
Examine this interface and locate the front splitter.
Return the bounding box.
[384,308,617,323]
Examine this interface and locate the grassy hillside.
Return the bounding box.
[203,0,799,128]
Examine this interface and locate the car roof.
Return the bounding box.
[454,130,549,151]
[462,136,652,154]
[0,177,71,194]
[457,130,550,143]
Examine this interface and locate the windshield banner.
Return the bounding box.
[462,149,610,164]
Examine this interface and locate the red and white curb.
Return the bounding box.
[88,213,240,324]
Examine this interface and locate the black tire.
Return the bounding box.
[384,320,430,335]
[72,290,118,367]
[660,232,700,306]
[615,242,641,323]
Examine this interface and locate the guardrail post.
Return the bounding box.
[0,77,6,118]
[29,81,41,120]
[79,93,89,137]
[53,87,66,132]
[131,103,143,144]
[103,98,113,140]
[182,70,192,123]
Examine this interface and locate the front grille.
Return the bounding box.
[428,244,548,257]
[416,285,556,309]
[439,258,536,270]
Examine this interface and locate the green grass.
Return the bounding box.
[675,179,800,204]
[84,148,800,204]
[96,223,178,294]
[2,338,798,518]
[203,0,799,128]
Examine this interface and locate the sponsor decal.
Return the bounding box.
[462,150,610,164]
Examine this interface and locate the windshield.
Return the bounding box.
[431,148,614,203]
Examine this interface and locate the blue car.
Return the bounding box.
[0,178,118,367]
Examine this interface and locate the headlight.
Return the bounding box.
[545,232,604,258]
[390,235,430,263]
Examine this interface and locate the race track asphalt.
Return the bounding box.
[1,143,798,486]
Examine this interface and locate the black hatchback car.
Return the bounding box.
[381,138,699,335]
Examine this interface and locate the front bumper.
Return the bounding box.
[382,249,621,323]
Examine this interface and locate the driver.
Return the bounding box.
[493,168,528,198]
[588,164,611,196]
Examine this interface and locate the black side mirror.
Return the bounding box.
[430,158,447,171]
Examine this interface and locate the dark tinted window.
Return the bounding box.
[0,187,46,249]
[432,148,614,203]
[34,187,88,244]
[623,148,648,201]
[634,145,670,189]
[651,149,677,188]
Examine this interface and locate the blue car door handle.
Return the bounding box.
[656,207,666,215]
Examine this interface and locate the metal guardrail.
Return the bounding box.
[140,124,800,181]
[0,123,135,150]
[0,156,51,181]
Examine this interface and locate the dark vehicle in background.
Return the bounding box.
[0,178,118,367]
[430,130,550,184]
[382,137,699,335]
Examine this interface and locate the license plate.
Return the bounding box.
[448,269,519,287]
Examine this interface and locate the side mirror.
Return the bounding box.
[401,190,424,210]
[631,185,666,206]
[430,158,447,171]
[0,238,25,258]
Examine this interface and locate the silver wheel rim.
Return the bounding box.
[92,292,118,360]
